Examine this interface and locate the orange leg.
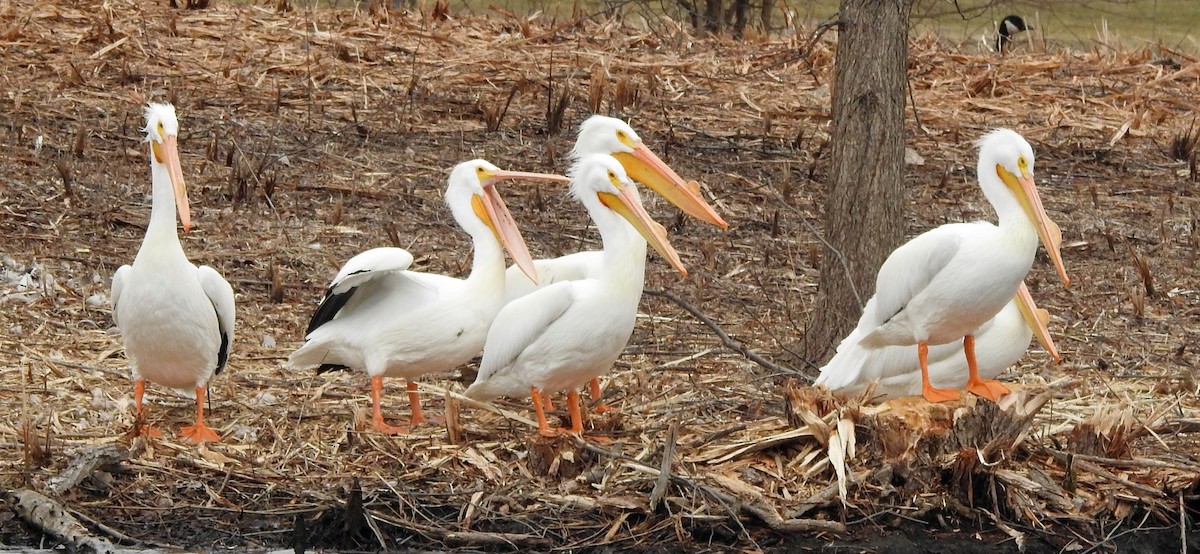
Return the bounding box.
[588,378,612,414]
[370,376,408,435]
[919,342,960,403]
[964,335,1011,401]
[566,390,584,435]
[406,381,443,426]
[531,387,560,438]
[407,381,426,425]
[543,393,555,412]
[179,387,221,443]
[132,379,162,438]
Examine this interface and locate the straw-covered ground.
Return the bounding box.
[1,0,1198,551]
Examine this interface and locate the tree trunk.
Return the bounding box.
[732,0,749,38]
[702,0,722,35]
[804,0,911,366]
[759,0,773,34]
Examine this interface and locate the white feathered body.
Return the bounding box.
[503,250,600,302]
[816,298,1032,398]
[287,247,506,380]
[859,221,1036,348]
[466,167,652,402]
[111,152,234,394]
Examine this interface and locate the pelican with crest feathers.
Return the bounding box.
[287,160,568,434]
[110,103,235,443]
[466,154,688,437]
[820,129,1069,403]
[502,115,726,410]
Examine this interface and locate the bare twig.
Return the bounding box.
[644,288,801,377]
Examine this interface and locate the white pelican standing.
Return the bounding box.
[110,103,235,443]
[465,154,688,437]
[816,281,1060,399]
[287,160,568,434]
[502,116,726,410]
[828,129,1069,403]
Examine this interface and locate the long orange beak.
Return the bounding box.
[598,185,687,277]
[613,143,728,230]
[156,135,190,232]
[999,165,1068,286]
[481,170,570,284]
[1012,281,1060,363]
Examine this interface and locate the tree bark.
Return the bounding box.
[702,0,722,35]
[732,0,749,38]
[759,0,773,34]
[804,0,911,365]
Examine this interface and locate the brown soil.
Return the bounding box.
[1,0,1198,552]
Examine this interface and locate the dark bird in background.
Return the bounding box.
[996,15,1034,54]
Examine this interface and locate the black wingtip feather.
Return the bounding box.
[305,286,357,335]
[317,363,350,374]
[214,331,231,376]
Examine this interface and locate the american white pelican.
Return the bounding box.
[465,154,687,437]
[110,103,235,443]
[834,129,1068,403]
[502,115,726,410]
[287,160,568,435]
[503,115,724,302]
[816,281,1060,399]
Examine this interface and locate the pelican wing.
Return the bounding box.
[477,281,576,384]
[306,247,415,335]
[110,265,132,327]
[869,224,972,328]
[329,247,415,294]
[197,265,236,374]
[503,251,600,302]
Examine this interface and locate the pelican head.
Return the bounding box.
[446,159,569,284]
[573,115,728,230]
[144,103,190,231]
[570,154,687,277]
[976,128,1069,286]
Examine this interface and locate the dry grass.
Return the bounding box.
[0,0,1198,551]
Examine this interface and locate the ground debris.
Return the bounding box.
[0,0,1198,550]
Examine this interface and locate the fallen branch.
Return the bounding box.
[644,288,801,378]
[47,444,129,496]
[5,489,116,554]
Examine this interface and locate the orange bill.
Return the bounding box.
[597,183,687,277]
[481,170,570,284]
[997,164,1069,286]
[155,135,191,232]
[613,143,728,230]
[1012,281,1061,363]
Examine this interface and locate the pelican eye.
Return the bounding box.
[607,170,623,188]
[616,130,634,147]
[1017,157,1029,174]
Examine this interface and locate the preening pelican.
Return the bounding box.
[502,115,725,409]
[816,281,1060,399]
[834,129,1068,403]
[110,103,235,443]
[466,154,687,437]
[287,160,568,434]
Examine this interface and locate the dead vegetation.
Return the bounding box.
[0,0,1198,551]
